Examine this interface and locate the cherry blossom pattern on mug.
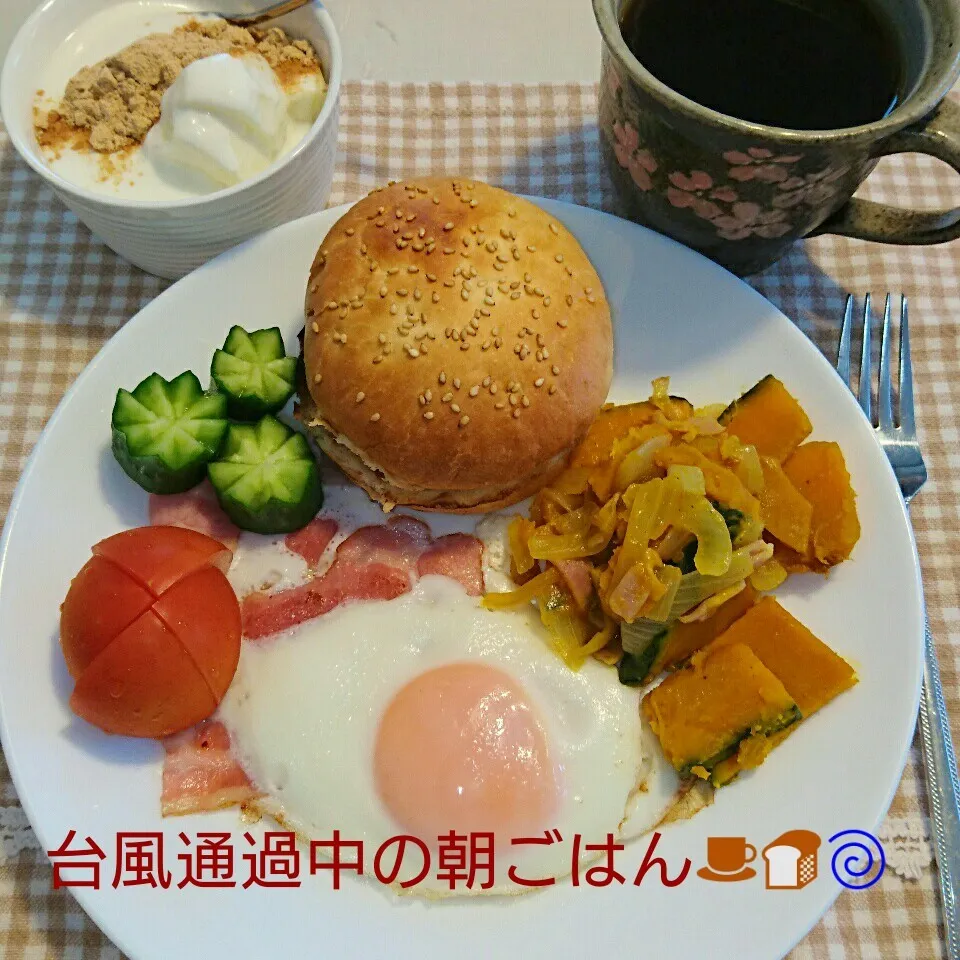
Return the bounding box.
[666,171,738,220]
[710,202,792,240]
[724,147,804,183]
[666,169,792,240]
[612,121,658,191]
[773,164,849,208]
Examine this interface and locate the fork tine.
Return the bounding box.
[858,292,873,423]
[837,294,854,390]
[899,296,916,435]
[878,293,895,431]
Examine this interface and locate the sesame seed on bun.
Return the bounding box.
[298,177,613,513]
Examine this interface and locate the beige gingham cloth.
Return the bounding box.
[1,82,957,958]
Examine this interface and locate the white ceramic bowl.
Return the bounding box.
[0,0,342,279]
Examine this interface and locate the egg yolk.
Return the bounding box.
[374,663,560,840]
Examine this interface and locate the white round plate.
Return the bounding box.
[0,201,922,960]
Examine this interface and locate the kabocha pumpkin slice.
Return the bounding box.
[710,729,787,787]
[709,596,857,717]
[719,375,812,463]
[783,441,860,565]
[642,642,800,777]
[573,402,658,467]
[659,582,758,671]
[619,582,758,686]
[759,455,813,554]
[771,539,826,575]
[705,598,856,785]
[572,397,694,467]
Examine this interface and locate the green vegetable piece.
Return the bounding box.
[211,325,298,420]
[670,500,745,575]
[714,503,745,543]
[208,415,323,534]
[618,581,758,687]
[618,629,668,686]
[112,371,228,494]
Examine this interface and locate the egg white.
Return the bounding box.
[221,577,673,895]
[227,533,308,598]
[219,506,678,897]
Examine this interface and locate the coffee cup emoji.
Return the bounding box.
[697,836,758,882]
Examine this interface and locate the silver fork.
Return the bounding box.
[839,293,960,958]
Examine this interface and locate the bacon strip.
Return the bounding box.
[333,514,432,571]
[160,721,258,816]
[553,558,595,611]
[417,533,484,596]
[240,563,411,639]
[163,519,486,814]
[242,516,483,640]
[284,517,339,567]
[149,481,241,552]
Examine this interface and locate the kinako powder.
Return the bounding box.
[35,19,323,157]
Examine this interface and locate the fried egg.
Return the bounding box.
[219,517,677,896]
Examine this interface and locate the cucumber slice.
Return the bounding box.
[208,415,323,534]
[211,326,298,420]
[112,372,228,494]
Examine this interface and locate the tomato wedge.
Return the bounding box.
[59,555,154,680]
[70,610,217,738]
[153,565,241,701]
[61,525,241,738]
[93,525,232,596]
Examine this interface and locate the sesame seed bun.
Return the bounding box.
[299,177,613,513]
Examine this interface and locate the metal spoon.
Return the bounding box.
[211,0,314,28]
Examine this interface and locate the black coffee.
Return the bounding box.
[620,0,904,130]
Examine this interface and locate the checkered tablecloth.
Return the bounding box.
[1,82,958,958]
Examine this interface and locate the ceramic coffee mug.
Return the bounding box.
[594,0,960,274]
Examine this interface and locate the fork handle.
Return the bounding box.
[918,616,960,959]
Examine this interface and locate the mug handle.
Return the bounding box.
[810,97,960,244]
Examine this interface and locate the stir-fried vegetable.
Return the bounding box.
[537,583,614,670]
[508,516,537,578]
[749,557,789,591]
[482,567,559,610]
[484,375,859,687]
[619,541,772,656]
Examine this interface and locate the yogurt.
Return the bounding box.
[34,2,326,202]
[144,52,316,193]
